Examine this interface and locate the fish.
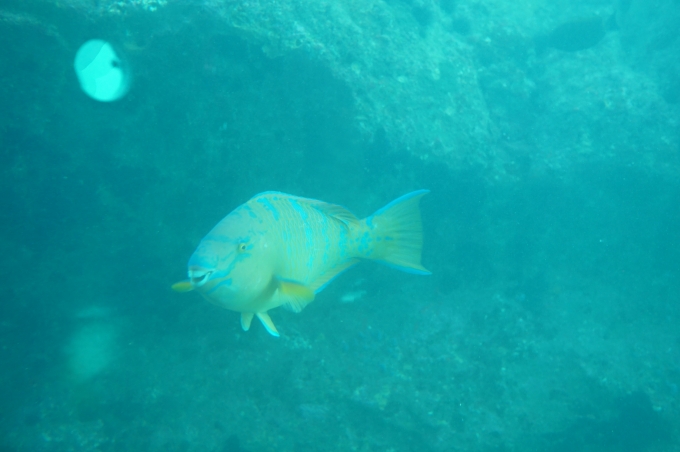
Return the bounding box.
[536,14,618,53]
[171,190,430,337]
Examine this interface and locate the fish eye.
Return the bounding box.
[238,243,247,252]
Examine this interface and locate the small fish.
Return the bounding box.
[340,290,367,303]
[172,191,430,336]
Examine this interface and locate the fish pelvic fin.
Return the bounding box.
[241,312,254,331]
[171,280,194,292]
[256,312,280,337]
[363,190,431,275]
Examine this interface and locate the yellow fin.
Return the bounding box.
[365,190,431,275]
[277,278,315,313]
[171,280,194,292]
[256,312,280,337]
[309,259,359,294]
[310,201,360,227]
[241,312,254,331]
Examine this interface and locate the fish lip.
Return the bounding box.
[188,266,213,287]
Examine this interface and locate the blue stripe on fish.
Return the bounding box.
[289,199,315,271]
[203,233,232,243]
[290,198,308,220]
[321,213,330,265]
[242,205,258,219]
[257,197,280,221]
[209,277,233,290]
[338,226,348,259]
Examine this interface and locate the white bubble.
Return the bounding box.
[65,322,117,383]
[74,39,130,102]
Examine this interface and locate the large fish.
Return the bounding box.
[172,190,430,336]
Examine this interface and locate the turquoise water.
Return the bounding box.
[1,1,679,451]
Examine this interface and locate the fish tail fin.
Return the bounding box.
[363,190,431,275]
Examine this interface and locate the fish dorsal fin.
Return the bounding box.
[307,200,360,228]
[253,192,359,227]
[276,278,316,313]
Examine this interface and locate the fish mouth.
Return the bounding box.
[188,267,213,287]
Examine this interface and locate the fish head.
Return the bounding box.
[185,207,275,310]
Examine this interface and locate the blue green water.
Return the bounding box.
[1,1,679,451]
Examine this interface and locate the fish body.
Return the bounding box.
[172,190,430,336]
[536,14,618,53]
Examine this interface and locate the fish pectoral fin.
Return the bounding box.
[241,312,254,331]
[276,278,315,313]
[256,312,280,337]
[171,280,194,292]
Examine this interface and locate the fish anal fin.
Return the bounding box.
[171,280,194,292]
[309,259,359,294]
[277,278,315,313]
[256,312,280,337]
[241,312,254,331]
